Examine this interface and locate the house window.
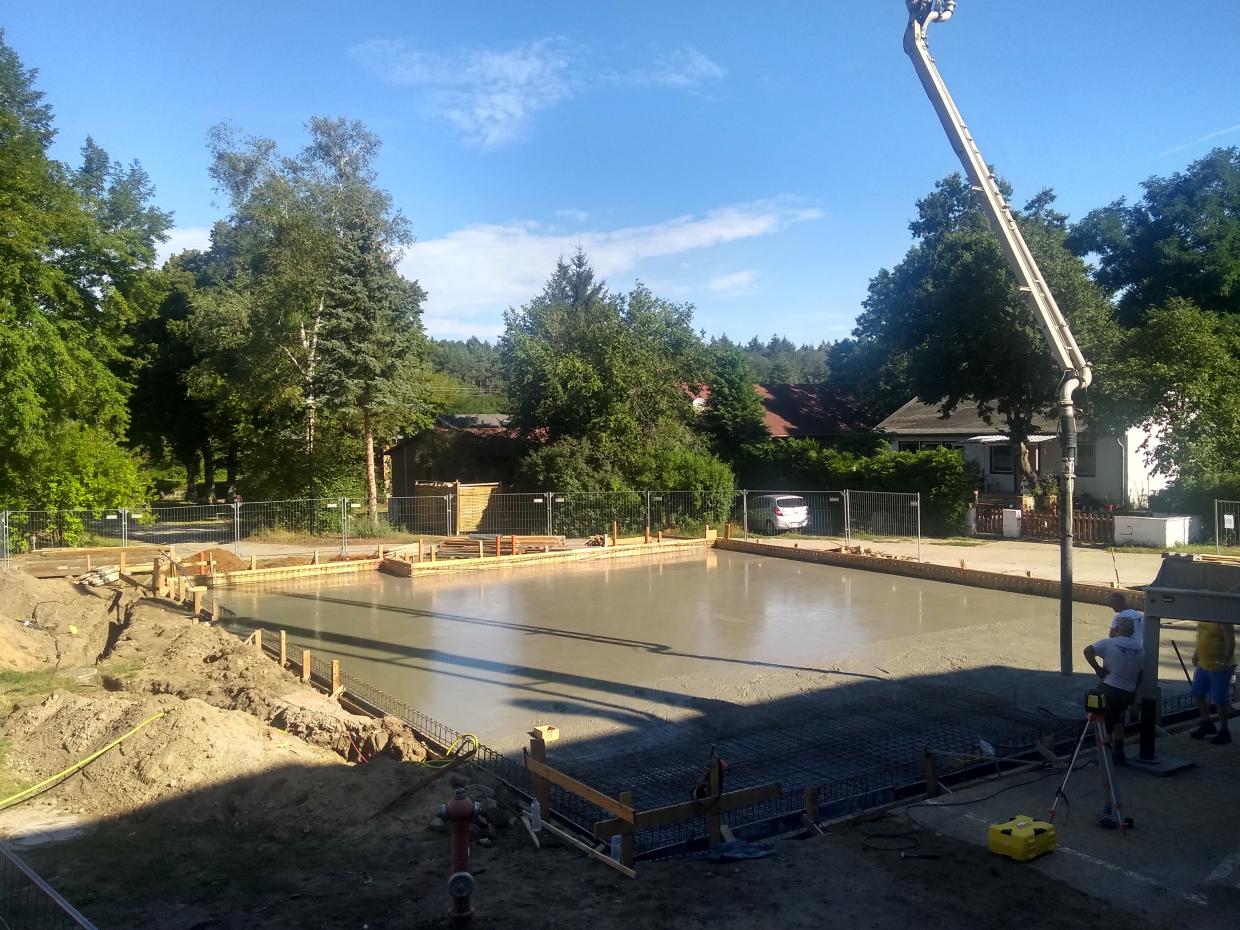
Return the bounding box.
[990,445,1014,474]
[923,441,963,453]
[898,442,920,453]
[1077,442,1096,478]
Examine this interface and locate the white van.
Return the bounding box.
[747,494,810,534]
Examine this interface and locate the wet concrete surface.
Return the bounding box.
[220,549,1116,751]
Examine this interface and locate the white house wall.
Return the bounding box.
[1124,426,1167,508]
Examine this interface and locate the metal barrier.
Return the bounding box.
[1217,499,1240,554]
[0,843,99,930]
[1,488,922,561]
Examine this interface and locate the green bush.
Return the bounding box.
[1150,476,1240,535]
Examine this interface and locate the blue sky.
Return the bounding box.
[6,1,1239,343]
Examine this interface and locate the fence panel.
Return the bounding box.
[378,496,454,539]
[649,489,733,537]
[2,509,130,553]
[473,493,552,537]
[551,491,646,539]
[1,843,99,930]
[238,499,344,553]
[739,490,847,540]
[1217,499,1240,554]
[974,504,1004,536]
[132,504,234,550]
[1021,509,1113,545]
[848,491,921,544]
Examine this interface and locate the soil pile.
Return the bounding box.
[106,605,428,763]
[0,572,117,670]
[187,547,248,573]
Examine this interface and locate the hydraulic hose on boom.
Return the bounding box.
[903,0,1093,675]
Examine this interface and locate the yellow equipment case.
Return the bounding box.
[988,814,1056,862]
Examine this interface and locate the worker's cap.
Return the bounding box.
[1114,615,1136,637]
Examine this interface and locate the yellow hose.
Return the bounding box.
[420,733,479,768]
[0,710,167,811]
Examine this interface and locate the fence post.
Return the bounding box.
[741,490,749,540]
[1,510,8,564]
[1217,499,1221,556]
[844,490,852,546]
[233,502,242,557]
[119,508,128,548]
[546,491,553,536]
[915,493,922,561]
[340,497,349,555]
[645,491,652,534]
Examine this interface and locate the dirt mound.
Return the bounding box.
[185,548,248,573]
[0,571,117,670]
[106,606,428,763]
[5,691,339,820]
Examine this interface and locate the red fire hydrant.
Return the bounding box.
[438,788,481,926]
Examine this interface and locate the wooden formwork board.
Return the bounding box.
[203,558,383,587]
[385,537,711,579]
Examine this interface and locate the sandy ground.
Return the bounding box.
[0,565,1220,930]
[759,535,1169,589]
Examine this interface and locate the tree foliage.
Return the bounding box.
[0,30,162,508]
[1068,148,1240,323]
[847,174,1118,490]
[502,251,704,441]
[700,346,769,455]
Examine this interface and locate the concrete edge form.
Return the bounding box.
[714,538,1136,606]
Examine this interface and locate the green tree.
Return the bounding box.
[701,346,769,456]
[192,118,430,507]
[1068,148,1240,323]
[1067,148,1240,484]
[0,30,160,508]
[850,175,1117,492]
[501,250,704,441]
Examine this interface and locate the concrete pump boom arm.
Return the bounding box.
[902,0,1092,396]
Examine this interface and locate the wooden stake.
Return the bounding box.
[278,629,287,668]
[644,527,651,544]
[249,554,257,571]
[477,539,484,559]
[495,536,501,557]
[724,522,733,541]
[611,521,619,547]
[619,790,635,867]
[191,587,203,617]
[254,629,263,655]
[85,553,92,571]
[377,545,385,560]
[301,649,312,683]
[707,758,723,847]
[430,546,437,562]
[510,534,517,556]
[152,557,164,598]
[417,539,424,563]
[657,531,663,543]
[312,549,319,565]
[924,748,940,798]
[211,594,220,622]
[528,734,551,815]
[207,553,215,576]
[118,550,127,574]
[330,659,341,695]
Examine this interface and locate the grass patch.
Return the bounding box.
[1106,543,1240,556]
[927,536,987,547]
[0,668,96,714]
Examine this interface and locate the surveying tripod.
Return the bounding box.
[1048,691,1132,833]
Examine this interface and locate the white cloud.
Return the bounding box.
[403,199,821,338]
[627,47,726,90]
[351,37,724,147]
[156,225,213,265]
[705,269,758,295]
[1159,122,1240,158]
[554,208,590,222]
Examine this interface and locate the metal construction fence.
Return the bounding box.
[1,488,923,562]
[1217,499,1240,554]
[0,843,99,930]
